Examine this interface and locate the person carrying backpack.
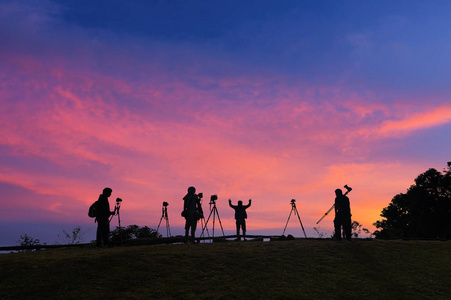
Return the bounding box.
[96,187,116,247]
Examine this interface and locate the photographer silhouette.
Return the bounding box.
[95,187,116,247]
[229,199,251,241]
[182,186,203,244]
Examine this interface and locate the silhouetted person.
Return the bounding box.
[96,187,116,247]
[229,199,251,241]
[334,189,352,240]
[182,186,203,244]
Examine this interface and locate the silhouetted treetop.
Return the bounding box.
[374,163,451,239]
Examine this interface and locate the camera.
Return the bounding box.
[197,192,203,199]
[114,198,123,212]
[163,201,169,207]
[210,194,218,204]
[291,199,296,203]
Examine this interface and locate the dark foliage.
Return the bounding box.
[374,163,451,239]
[16,234,43,252]
[351,221,371,238]
[110,225,161,244]
[58,226,84,244]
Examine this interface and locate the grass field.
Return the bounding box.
[1,239,450,299]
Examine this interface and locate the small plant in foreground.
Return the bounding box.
[57,226,85,244]
[17,234,43,252]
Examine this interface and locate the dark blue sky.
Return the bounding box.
[53,0,451,89]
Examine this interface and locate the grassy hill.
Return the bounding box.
[1,239,450,299]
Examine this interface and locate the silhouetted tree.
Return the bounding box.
[374,163,451,239]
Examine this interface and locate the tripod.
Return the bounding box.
[110,198,123,245]
[157,202,171,237]
[198,198,210,238]
[282,199,307,238]
[316,204,334,224]
[201,195,225,238]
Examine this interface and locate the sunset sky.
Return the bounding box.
[1,0,450,245]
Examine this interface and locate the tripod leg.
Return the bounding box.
[117,210,123,246]
[157,216,163,234]
[282,209,294,236]
[212,209,216,238]
[165,217,171,237]
[200,209,214,237]
[213,207,226,237]
[294,207,307,238]
[201,218,210,238]
[316,204,335,224]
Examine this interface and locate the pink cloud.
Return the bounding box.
[379,104,451,135]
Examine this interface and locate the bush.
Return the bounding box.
[110,225,161,244]
[17,234,43,252]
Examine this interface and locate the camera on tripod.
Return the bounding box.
[197,193,203,199]
[115,198,123,208]
[158,202,171,237]
[200,194,225,238]
[283,198,307,238]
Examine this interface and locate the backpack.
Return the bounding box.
[88,201,98,218]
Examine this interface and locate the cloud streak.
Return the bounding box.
[379,104,451,135]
